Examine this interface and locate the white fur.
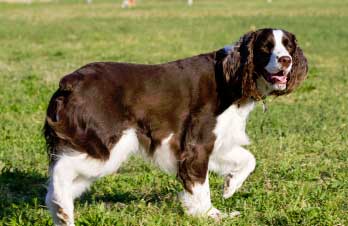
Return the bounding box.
[209,101,256,198]
[46,128,139,226]
[179,174,215,216]
[211,101,255,151]
[179,174,239,220]
[46,157,76,226]
[152,133,177,174]
[220,146,256,198]
[265,30,292,75]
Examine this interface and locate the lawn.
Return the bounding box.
[0,0,347,225]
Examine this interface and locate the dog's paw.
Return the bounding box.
[207,207,223,221]
[56,207,75,226]
[223,174,238,199]
[207,208,241,221]
[229,210,241,218]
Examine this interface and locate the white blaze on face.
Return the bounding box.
[265,30,292,75]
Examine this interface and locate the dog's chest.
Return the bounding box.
[212,101,255,154]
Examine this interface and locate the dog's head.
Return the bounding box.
[222,28,308,103]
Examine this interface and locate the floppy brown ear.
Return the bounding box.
[239,31,263,102]
[222,31,262,104]
[222,50,240,83]
[285,36,308,93]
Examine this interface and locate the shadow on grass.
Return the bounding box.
[0,167,176,213]
[0,168,183,224]
[81,190,139,204]
[84,189,176,205]
[0,168,48,219]
[0,168,47,202]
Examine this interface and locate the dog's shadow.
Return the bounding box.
[80,176,179,208]
[0,168,176,215]
[0,168,48,218]
[82,189,167,204]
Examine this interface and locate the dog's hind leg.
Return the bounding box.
[46,155,95,226]
[46,128,139,225]
[71,176,93,200]
[46,156,77,226]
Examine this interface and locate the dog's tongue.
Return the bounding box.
[271,75,287,83]
[270,71,287,84]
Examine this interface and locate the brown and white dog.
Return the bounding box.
[44,28,308,225]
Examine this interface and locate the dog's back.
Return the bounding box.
[44,53,216,164]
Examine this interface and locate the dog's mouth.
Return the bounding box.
[264,70,288,85]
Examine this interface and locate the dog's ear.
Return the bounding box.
[222,31,262,104]
[222,50,240,83]
[239,31,262,102]
[285,35,308,93]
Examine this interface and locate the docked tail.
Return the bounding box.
[43,89,71,164]
[44,70,111,164]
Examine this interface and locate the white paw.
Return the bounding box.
[223,174,238,199]
[207,207,241,220]
[207,207,223,221]
[229,210,241,218]
[54,206,75,226]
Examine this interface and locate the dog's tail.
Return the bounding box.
[44,69,111,164]
[43,73,77,164]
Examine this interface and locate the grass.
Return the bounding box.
[0,0,347,225]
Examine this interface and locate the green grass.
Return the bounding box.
[0,0,347,225]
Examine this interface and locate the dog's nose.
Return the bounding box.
[278,56,292,69]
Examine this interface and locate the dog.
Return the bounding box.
[44,28,308,225]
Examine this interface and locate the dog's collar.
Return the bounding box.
[223,45,234,54]
[215,45,234,63]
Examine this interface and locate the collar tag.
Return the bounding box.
[262,99,268,113]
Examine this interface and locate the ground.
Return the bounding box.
[0,0,347,225]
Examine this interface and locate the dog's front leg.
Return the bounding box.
[179,173,222,220]
[223,147,256,199]
[177,144,223,220]
[210,146,256,199]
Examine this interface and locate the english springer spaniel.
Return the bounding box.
[44,28,308,225]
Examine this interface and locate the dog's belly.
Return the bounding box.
[139,133,178,174]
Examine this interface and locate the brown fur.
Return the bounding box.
[222,31,264,105]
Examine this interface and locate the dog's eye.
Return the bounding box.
[266,42,274,50]
[286,42,295,52]
[283,38,294,50]
[283,38,289,46]
[259,42,273,53]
